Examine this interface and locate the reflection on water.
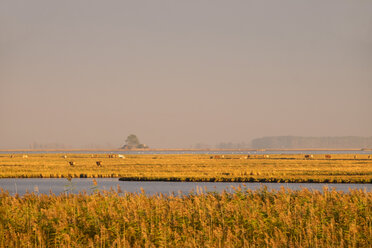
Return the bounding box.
[0,178,370,196]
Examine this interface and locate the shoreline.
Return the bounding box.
[0,176,370,184]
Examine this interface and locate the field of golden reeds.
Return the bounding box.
[0,187,370,247]
[0,153,371,183]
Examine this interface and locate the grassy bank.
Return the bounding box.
[0,188,370,247]
[0,154,371,183]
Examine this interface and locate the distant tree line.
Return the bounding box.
[191,142,251,149]
[215,142,251,149]
[29,142,68,149]
[251,136,372,149]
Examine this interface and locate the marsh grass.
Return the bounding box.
[0,187,370,247]
[0,154,371,183]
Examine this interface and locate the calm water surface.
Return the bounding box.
[0,178,370,196]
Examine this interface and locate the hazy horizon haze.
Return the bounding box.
[1,0,371,149]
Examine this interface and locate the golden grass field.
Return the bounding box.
[0,153,371,183]
[0,187,370,247]
[0,153,371,247]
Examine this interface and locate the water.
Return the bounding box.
[0,150,371,155]
[0,178,370,196]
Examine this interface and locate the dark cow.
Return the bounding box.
[96,161,102,167]
[304,154,314,159]
[325,155,331,159]
[68,161,75,166]
[211,155,223,159]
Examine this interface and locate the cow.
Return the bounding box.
[304,154,314,159]
[22,154,28,158]
[211,155,224,159]
[264,155,270,158]
[118,154,125,159]
[62,155,67,159]
[354,155,358,159]
[68,161,75,166]
[325,155,331,159]
[96,161,102,167]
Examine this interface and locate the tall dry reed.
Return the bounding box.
[0,187,370,247]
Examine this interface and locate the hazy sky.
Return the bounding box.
[1,0,371,149]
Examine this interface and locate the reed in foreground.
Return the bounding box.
[0,187,370,247]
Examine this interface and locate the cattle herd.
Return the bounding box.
[208,154,370,160]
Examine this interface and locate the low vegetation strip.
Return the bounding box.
[0,154,371,183]
[0,188,370,247]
